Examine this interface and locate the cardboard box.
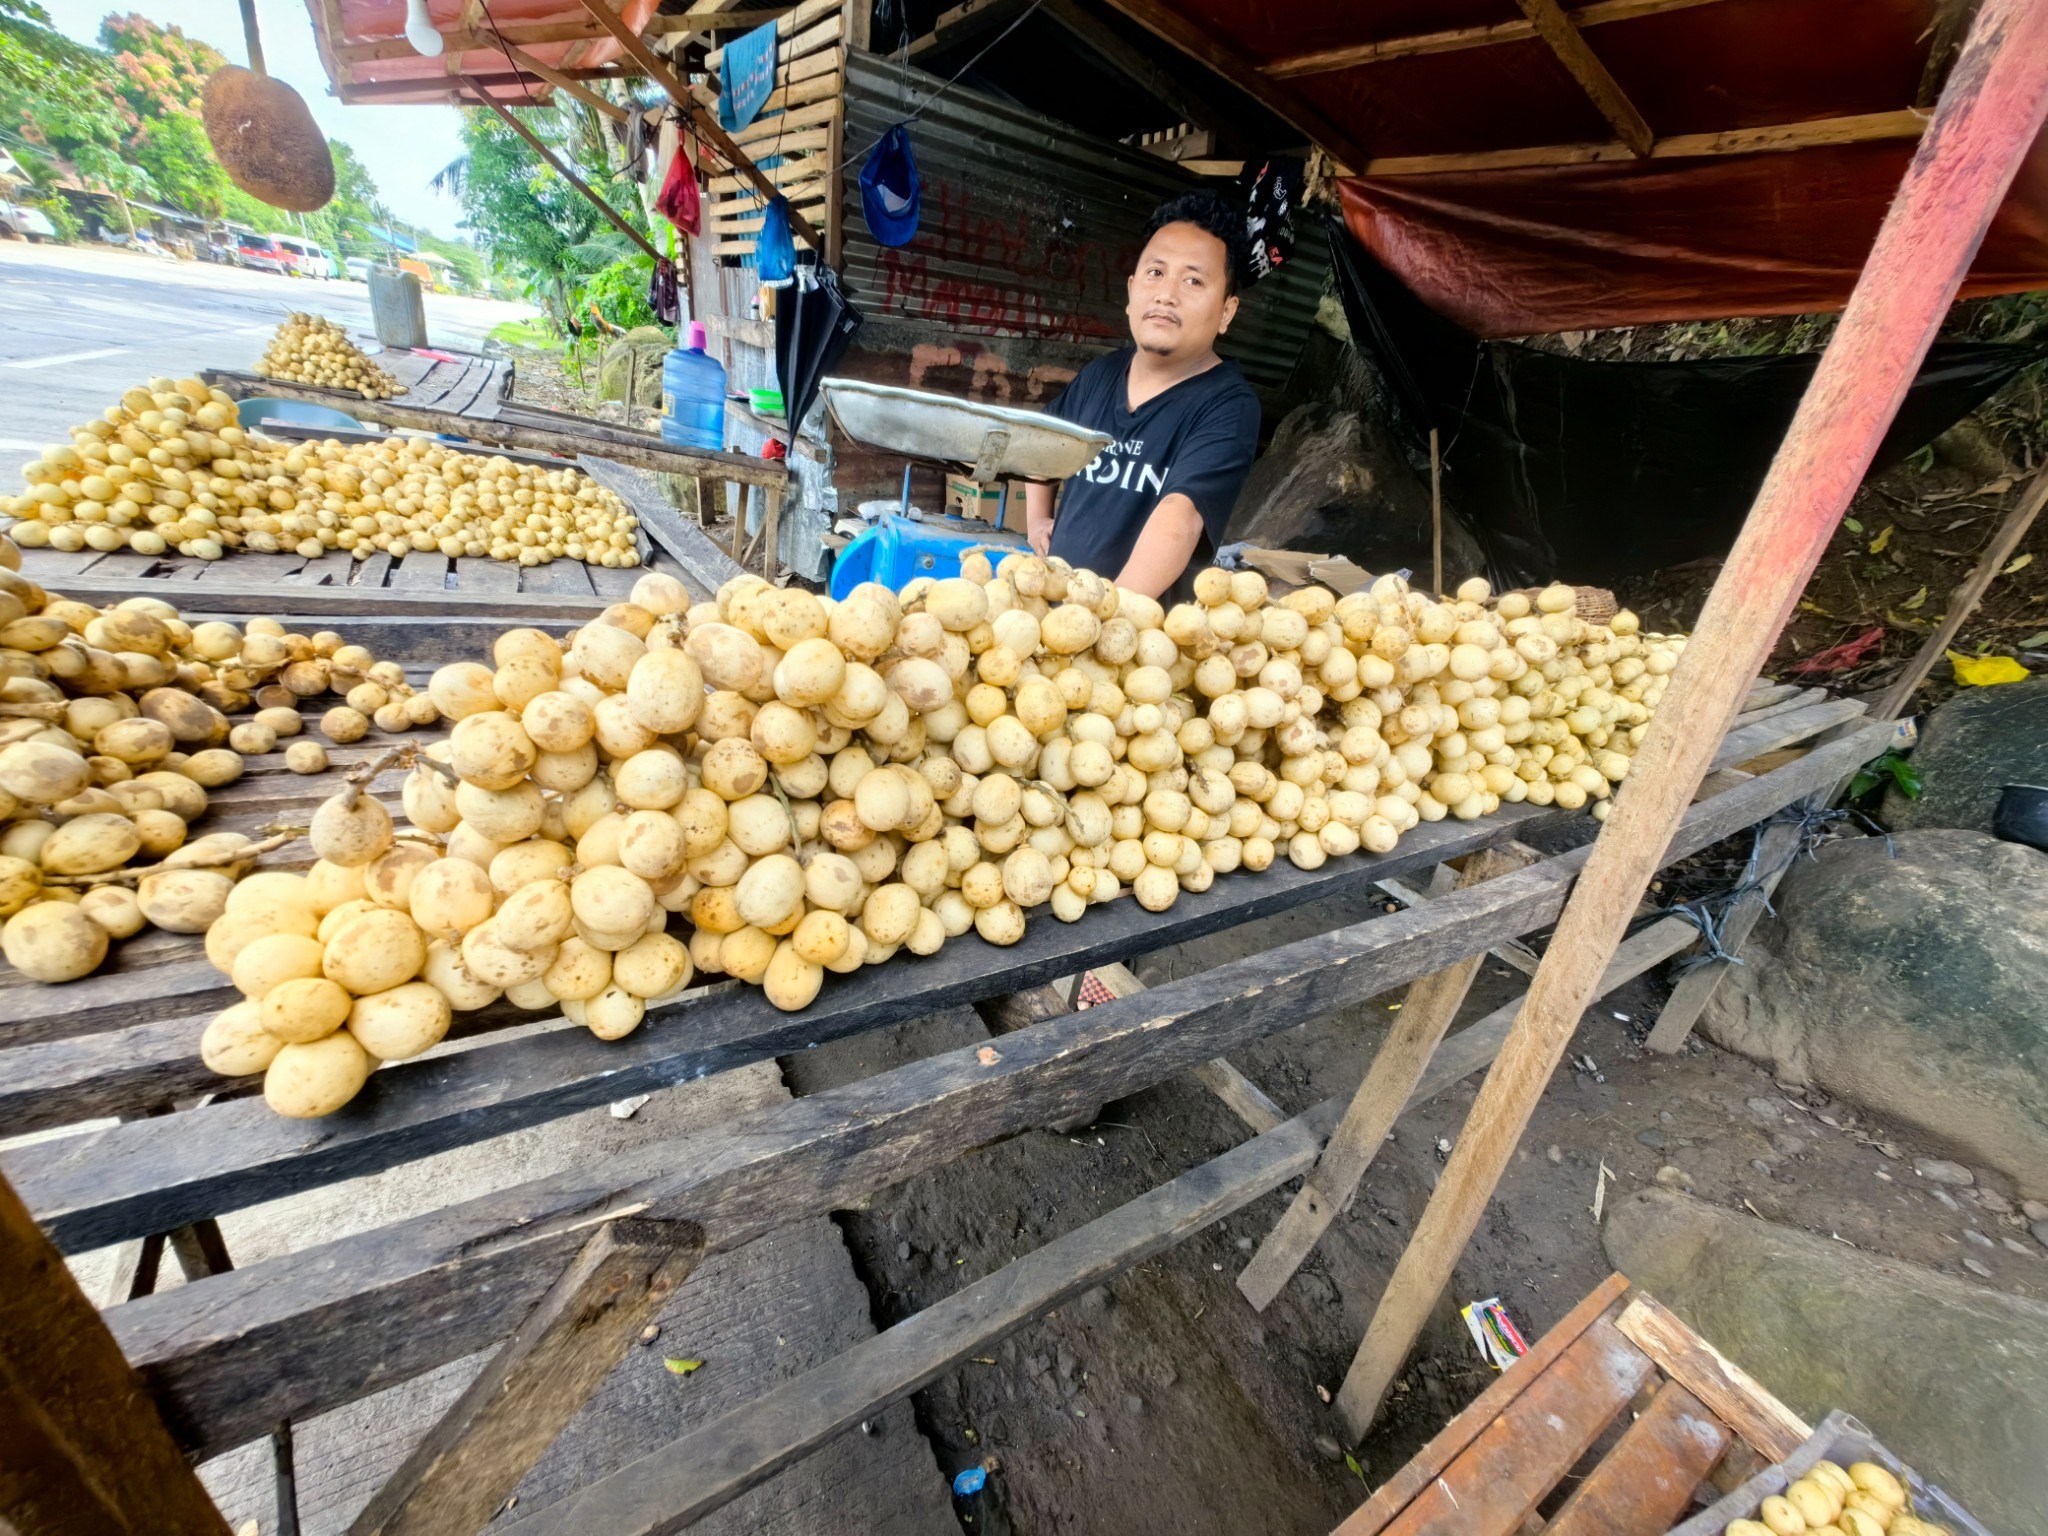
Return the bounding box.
[946,475,1029,535]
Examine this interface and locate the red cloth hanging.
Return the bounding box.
[656,139,700,237]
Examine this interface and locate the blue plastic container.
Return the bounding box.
[661,321,728,452]
[829,512,1016,598]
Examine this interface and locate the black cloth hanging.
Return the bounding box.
[776,261,862,441]
[1329,224,2048,586]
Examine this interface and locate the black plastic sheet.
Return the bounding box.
[1331,226,2047,586]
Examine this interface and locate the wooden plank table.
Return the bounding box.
[0,541,1889,1533]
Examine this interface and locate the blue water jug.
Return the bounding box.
[661,321,727,452]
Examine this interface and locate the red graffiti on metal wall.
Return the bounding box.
[880,181,1140,341]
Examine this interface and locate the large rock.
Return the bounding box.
[1700,828,2048,1194]
[1884,677,2048,834]
[1225,401,1485,580]
[598,325,671,407]
[1604,1189,2048,1533]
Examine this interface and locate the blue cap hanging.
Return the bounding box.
[859,123,921,247]
[756,194,797,288]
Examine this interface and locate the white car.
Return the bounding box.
[344,257,375,281]
[0,202,57,242]
[271,234,332,279]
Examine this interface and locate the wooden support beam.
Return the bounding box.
[342,68,630,102]
[1236,845,1534,1312]
[504,1095,1349,1536]
[337,15,643,63]
[467,87,665,263]
[347,1219,703,1536]
[204,374,788,488]
[1512,0,1654,157]
[645,4,799,34]
[578,0,825,253]
[1265,0,1724,79]
[1093,0,1367,172]
[0,1170,231,1535]
[493,41,632,120]
[1332,0,2048,1442]
[1640,817,1803,1054]
[1359,107,1926,177]
[908,0,1029,59]
[1873,466,2048,720]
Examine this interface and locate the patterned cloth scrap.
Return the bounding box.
[1074,972,1118,1010]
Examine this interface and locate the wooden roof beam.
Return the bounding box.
[1265,0,1723,80]
[493,39,633,121]
[1358,106,1926,176]
[1041,0,1236,135]
[577,0,826,254]
[1514,0,1653,157]
[464,84,665,263]
[1094,0,1367,172]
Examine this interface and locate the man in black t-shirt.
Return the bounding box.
[1024,192,1261,600]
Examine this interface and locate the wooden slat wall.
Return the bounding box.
[704,0,847,260]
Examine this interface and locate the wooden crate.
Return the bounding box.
[0,680,1892,1531]
[1332,1275,1811,1536]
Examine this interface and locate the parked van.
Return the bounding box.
[343,256,376,282]
[232,231,291,274]
[271,235,333,278]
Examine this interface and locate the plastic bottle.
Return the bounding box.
[661,321,728,452]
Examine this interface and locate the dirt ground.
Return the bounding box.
[774,838,2044,1536]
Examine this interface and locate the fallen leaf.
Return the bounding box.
[1975,475,2015,496]
[663,1357,705,1375]
[2003,552,2033,575]
[1869,524,1894,554]
[1948,650,2032,686]
[2018,630,2048,649]
[1798,600,1833,616]
[1843,517,1864,534]
[1900,586,1929,610]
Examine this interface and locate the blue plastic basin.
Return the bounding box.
[829,512,1021,598]
[237,397,364,431]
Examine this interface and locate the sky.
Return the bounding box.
[41,0,471,238]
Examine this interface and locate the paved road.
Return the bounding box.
[0,241,536,467]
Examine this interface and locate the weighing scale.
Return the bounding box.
[818,379,1110,597]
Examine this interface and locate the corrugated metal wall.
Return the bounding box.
[837,50,1327,395]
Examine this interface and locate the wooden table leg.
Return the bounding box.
[1237,846,1533,1311]
[0,1171,231,1535]
[346,1217,704,1536]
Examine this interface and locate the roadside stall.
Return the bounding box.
[0,1,2042,1534]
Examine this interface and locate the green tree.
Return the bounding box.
[0,0,100,95]
[97,11,223,130]
[133,110,228,215]
[435,100,654,327]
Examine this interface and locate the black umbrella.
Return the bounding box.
[775,258,862,442]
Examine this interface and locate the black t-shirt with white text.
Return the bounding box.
[1044,348,1260,595]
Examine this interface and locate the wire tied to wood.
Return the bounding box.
[1660,802,1893,969]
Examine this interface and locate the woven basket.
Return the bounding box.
[1499,585,1618,625]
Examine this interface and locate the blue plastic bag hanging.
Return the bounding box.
[859,123,921,247]
[756,194,796,288]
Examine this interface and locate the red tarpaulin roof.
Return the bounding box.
[1120,0,2048,335]
[307,0,660,106]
